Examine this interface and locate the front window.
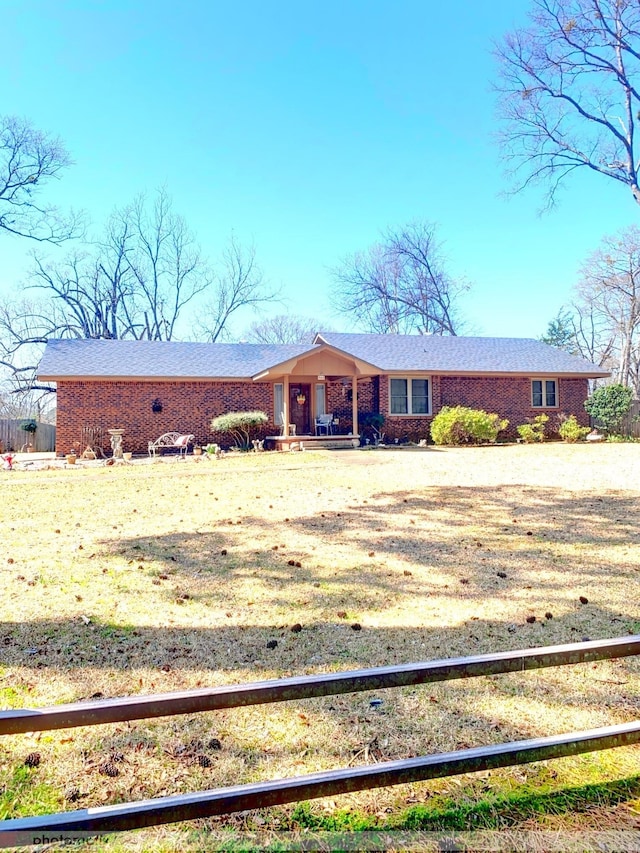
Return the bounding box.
[389,377,431,415]
[532,379,557,408]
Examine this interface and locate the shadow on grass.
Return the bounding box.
[48,484,636,639]
[1,608,637,720]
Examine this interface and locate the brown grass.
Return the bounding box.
[1,443,640,847]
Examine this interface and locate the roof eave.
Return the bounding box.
[381,368,610,378]
[37,374,254,382]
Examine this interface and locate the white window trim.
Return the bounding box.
[531,378,558,408]
[274,383,284,424]
[388,376,432,416]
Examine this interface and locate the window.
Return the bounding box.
[389,377,431,415]
[532,379,557,408]
[315,383,326,416]
[274,383,284,424]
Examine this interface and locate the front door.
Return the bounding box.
[289,383,311,435]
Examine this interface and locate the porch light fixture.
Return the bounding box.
[151,398,163,413]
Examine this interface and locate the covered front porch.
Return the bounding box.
[253,342,380,443]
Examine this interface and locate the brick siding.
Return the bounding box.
[55,374,591,454]
[378,374,589,442]
[56,380,276,455]
[438,376,590,439]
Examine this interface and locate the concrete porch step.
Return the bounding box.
[267,435,360,451]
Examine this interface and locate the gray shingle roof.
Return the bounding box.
[37,332,609,381]
[37,339,316,380]
[316,332,608,376]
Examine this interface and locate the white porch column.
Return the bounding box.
[283,376,290,437]
[351,375,358,436]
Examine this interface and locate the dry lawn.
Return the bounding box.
[1,443,640,848]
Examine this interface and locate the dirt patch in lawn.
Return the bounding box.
[1,444,640,847]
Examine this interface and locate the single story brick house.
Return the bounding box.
[37,332,609,454]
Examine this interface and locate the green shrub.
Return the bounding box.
[516,413,548,443]
[360,412,385,445]
[210,411,268,450]
[430,406,508,446]
[584,384,633,435]
[558,415,590,443]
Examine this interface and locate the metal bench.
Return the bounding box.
[148,432,194,458]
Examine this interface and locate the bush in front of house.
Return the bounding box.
[430,406,509,446]
[584,384,633,435]
[558,414,591,443]
[359,412,385,445]
[210,411,268,450]
[516,413,548,443]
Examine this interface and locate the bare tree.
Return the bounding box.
[197,237,276,342]
[0,294,67,396]
[577,225,640,392]
[332,221,468,335]
[0,115,83,243]
[570,297,617,370]
[244,314,323,344]
[124,189,212,340]
[495,0,640,208]
[23,188,210,343]
[0,191,277,394]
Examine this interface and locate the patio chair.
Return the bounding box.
[315,413,334,436]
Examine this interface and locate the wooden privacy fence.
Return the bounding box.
[0,419,56,453]
[1,635,640,843]
[590,399,640,438]
[621,400,640,438]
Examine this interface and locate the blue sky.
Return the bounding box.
[2,0,638,340]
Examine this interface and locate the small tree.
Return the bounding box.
[584,384,633,435]
[210,411,268,450]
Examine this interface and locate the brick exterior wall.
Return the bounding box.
[377,374,590,442]
[55,380,277,455]
[438,376,590,440]
[326,377,378,431]
[55,374,591,454]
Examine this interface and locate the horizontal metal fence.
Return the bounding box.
[1,635,639,843]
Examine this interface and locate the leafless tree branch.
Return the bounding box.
[495,0,640,207]
[331,221,469,335]
[0,115,84,243]
[197,237,277,342]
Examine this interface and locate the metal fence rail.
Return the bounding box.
[1,636,639,842]
[2,635,638,736]
[4,722,640,839]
